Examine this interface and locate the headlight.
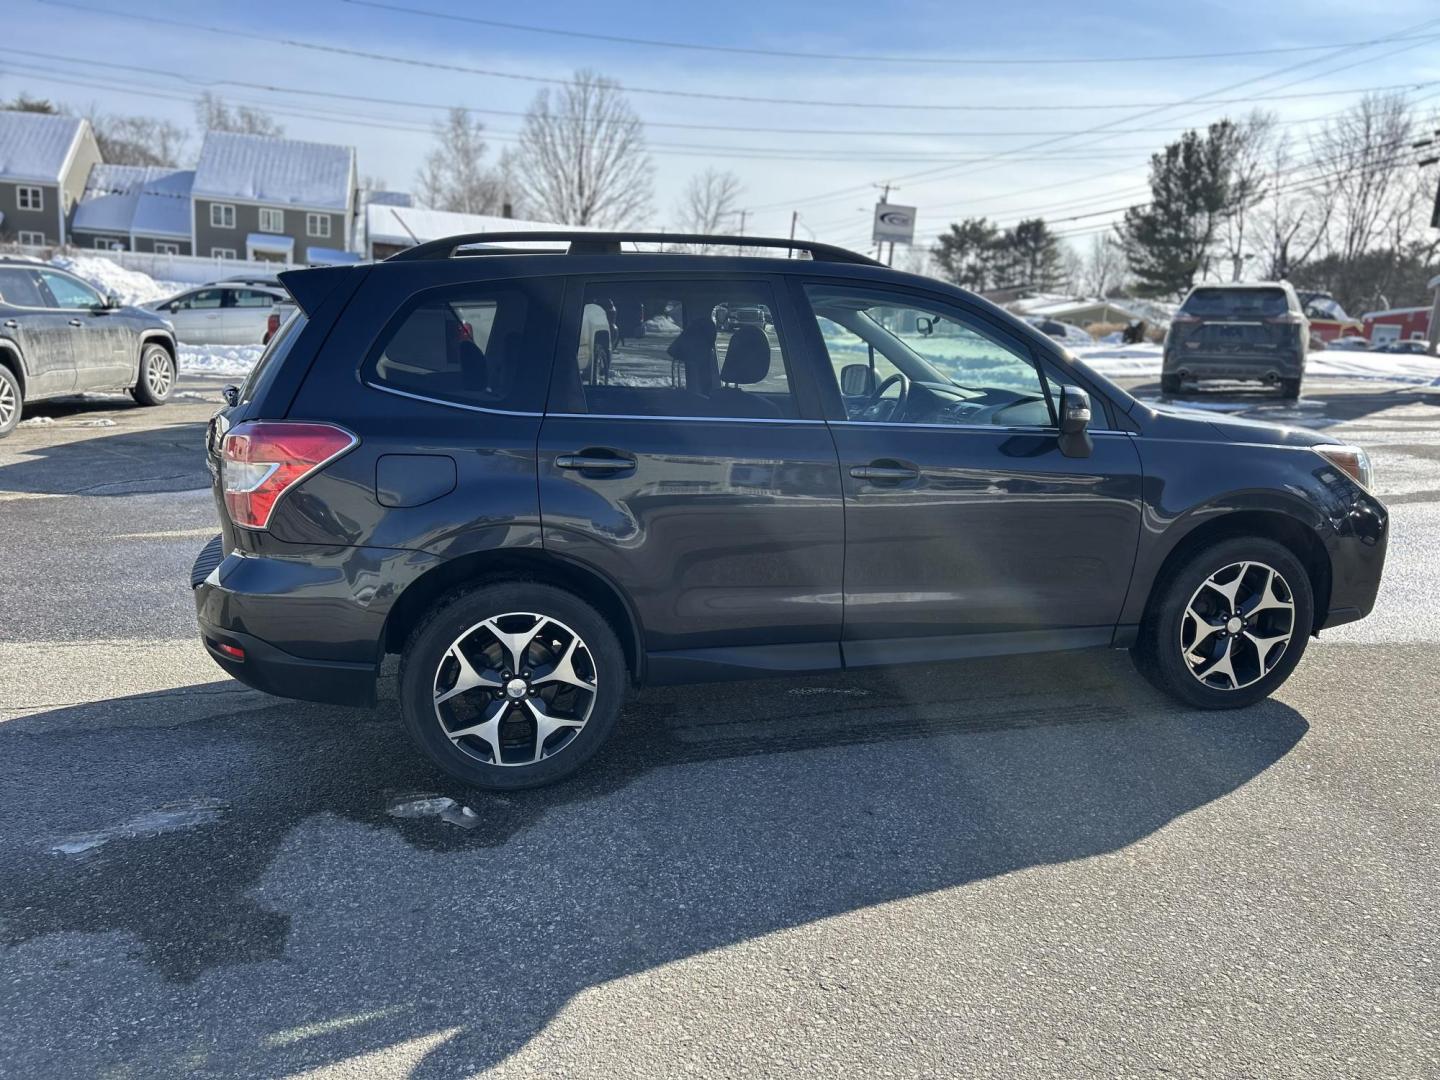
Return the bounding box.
[1313,444,1373,492]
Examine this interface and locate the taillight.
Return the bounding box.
[265,312,281,338]
[221,421,356,530]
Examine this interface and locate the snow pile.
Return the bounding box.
[52,255,183,306]
[179,344,264,377]
[1069,343,1440,385]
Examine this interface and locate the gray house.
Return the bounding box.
[0,111,102,247]
[190,131,356,265]
[70,164,195,254]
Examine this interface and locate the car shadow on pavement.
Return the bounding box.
[0,651,1308,1077]
[0,420,211,496]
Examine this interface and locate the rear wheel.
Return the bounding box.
[0,365,21,437]
[1132,537,1313,709]
[398,582,626,790]
[132,343,175,406]
[1160,373,1182,396]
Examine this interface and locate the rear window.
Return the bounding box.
[1182,288,1289,318]
[361,284,548,411]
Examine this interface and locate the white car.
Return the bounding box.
[145,284,287,345]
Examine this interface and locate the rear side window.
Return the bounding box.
[0,268,46,307]
[1182,288,1289,318]
[240,312,307,405]
[362,284,549,411]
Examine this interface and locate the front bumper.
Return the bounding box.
[190,535,440,708]
[1316,494,1388,630]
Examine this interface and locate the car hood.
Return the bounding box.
[1141,401,1337,448]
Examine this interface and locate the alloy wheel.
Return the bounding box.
[432,612,598,766]
[145,349,174,399]
[1180,561,1295,691]
[0,377,15,427]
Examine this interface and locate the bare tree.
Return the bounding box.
[1254,131,1327,280]
[1219,110,1277,281]
[1310,93,1415,267]
[676,169,742,234]
[415,108,510,214]
[515,70,653,227]
[90,112,188,167]
[196,92,284,137]
[1081,232,1126,296]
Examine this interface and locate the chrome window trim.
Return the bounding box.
[830,419,1127,436]
[363,380,543,417]
[548,410,824,426]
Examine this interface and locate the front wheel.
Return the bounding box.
[132,343,175,406]
[1160,373,1182,396]
[1132,537,1313,709]
[0,365,21,437]
[398,582,626,790]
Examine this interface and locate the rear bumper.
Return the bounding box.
[190,535,440,708]
[1163,350,1305,380]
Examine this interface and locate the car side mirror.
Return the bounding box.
[222,385,240,407]
[1057,385,1093,459]
[839,363,876,396]
[104,292,121,309]
[915,316,934,337]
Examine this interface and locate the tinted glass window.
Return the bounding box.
[175,289,225,310]
[232,289,275,308]
[37,270,101,309]
[0,268,46,307]
[362,284,545,410]
[804,284,1051,428]
[1182,288,1289,318]
[559,280,798,419]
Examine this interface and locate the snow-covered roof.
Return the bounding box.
[365,190,413,208]
[366,205,590,247]
[0,111,87,184]
[1360,305,1431,320]
[1010,295,1144,322]
[307,247,362,265]
[131,169,194,238]
[193,131,354,211]
[72,165,194,239]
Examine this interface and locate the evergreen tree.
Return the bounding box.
[931,218,1000,290]
[1119,122,1237,297]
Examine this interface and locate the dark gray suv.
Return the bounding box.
[1162,282,1309,399]
[0,259,179,436]
[192,232,1387,790]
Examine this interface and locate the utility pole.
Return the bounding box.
[737,209,748,236]
[873,182,898,260]
[788,210,798,257]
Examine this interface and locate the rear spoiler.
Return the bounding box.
[276,265,358,316]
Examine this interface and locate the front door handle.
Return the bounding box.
[556,451,636,473]
[2,319,17,329]
[850,461,920,482]
[68,318,83,327]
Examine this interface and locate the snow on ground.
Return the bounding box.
[1069,342,1440,385]
[51,255,184,306]
[178,344,264,377]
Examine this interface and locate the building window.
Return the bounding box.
[17,186,43,211]
[306,213,332,239]
[17,231,45,246]
[259,207,284,233]
[210,203,236,229]
[92,236,125,250]
[154,241,181,255]
[212,247,237,260]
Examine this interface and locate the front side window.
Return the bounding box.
[362,284,547,411]
[173,288,225,311]
[804,284,1051,428]
[0,268,47,307]
[557,279,798,419]
[17,186,43,211]
[210,203,236,229]
[306,213,332,238]
[37,270,102,309]
[258,207,284,233]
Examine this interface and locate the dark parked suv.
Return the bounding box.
[1162,282,1309,399]
[192,233,1387,789]
[0,259,178,436]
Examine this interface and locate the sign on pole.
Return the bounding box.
[872,203,917,245]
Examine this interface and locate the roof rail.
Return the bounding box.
[383,231,882,266]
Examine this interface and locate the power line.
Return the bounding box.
[341,0,1440,69]
[34,1,1440,114]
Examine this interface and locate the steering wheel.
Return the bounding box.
[864,372,910,422]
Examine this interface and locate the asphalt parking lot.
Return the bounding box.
[1,373,1437,1079]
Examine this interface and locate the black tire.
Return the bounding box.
[398,582,626,790]
[0,364,21,437]
[1131,537,1313,710]
[1160,373,1182,396]
[1279,377,1301,401]
[131,342,175,406]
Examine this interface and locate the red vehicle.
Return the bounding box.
[1296,291,1364,344]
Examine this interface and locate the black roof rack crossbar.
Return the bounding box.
[384,231,881,266]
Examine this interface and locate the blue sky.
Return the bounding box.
[5,0,1439,253]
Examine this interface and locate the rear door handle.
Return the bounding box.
[2,319,17,329]
[850,461,920,482]
[556,451,636,473]
[68,319,83,327]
